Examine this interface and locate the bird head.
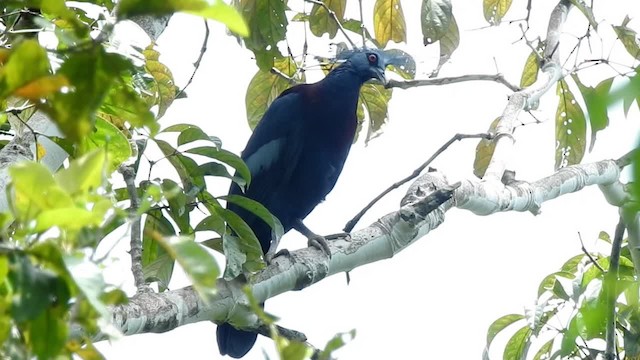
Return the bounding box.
[337,48,390,85]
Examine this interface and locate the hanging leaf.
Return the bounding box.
[555,80,586,169]
[357,83,393,144]
[571,74,613,151]
[436,14,459,69]
[373,0,407,47]
[503,326,532,360]
[520,42,545,88]
[421,0,452,45]
[143,45,178,119]
[245,57,300,129]
[473,117,500,178]
[613,16,640,60]
[309,0,346,39]
[485,314,525,350]
[483,0,513,26]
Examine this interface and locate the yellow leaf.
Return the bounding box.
[13,75,69,100]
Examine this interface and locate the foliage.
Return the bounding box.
[0,0,638,359]
[483,232,640,359]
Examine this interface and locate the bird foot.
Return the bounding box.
[308,234,332,258]
[265,248,291,264]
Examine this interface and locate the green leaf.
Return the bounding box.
[537,271,575,297]
[245,57,299,130]
[177,127,214,147]
[155,139,204,201]
[613,16,640,60]
[43,47,133,142]
[8,255,62,322]
[236,0,288,69]
[384,49,417,80]
[555,80,586,169]
[485,314,525,349]
[29,305,67,360]
[186,146,251,187]
[162,179,191,233]
[373,0,407,47]
[55,149,106,195]
[223,194,284,242]
[142,209,176,291]
[78,117,132,173]
[421,0,452,45]
[10,162,73,216]
[358,83,392,144]
[520,49,540,88]
[101,82,158,136]
[219,209,264,280]
[503,326,532,360]
[119,0,250,39]
[156,236,220,302]
[196,215,226,235]
[187,1,249,37]
[571,75,614,151]
[317,330,356,360]
[64,253,111,318]
[483,0,513,25]
[437,14,459,68]
[561,254,585,273]
[35,207,105,232]
[0,40,51,100]
[342,19,380,48]
[143,45,178,119]
[309,0,346,39]
[473,117,500,178]
[532,339,553,360]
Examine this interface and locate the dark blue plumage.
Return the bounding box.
[217,49,390,358]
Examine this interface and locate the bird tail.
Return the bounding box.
[216,322,258,358]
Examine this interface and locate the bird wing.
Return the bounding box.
[239,86,308,206]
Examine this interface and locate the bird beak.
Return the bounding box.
[372,66,387,85]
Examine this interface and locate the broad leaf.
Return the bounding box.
[473,117,500,178]
[373,0,407,47]
[143,45,178,119]
[571,75,613,151]
[485,314,525,349]
[309,0,346,39]
[357,83,392,144]
[503,326,532,360]
[436,14,459,69]
[483,0,513,25]
[421,0,452,45]
[613,16,640,60]
[555,80,586,169]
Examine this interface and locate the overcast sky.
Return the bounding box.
[97,1,639,359]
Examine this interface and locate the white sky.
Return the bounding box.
[97,1,640,359]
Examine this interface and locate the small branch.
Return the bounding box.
[175,20,209,99]
[615,147,638,168]
[578,232,605,273]
[358,0,366,46]
[604,218,625,360]
[344,132,489,232]
[387,74,520,92]
[256,324,307,343]
[119,164,149,293]
[304,0,356,48]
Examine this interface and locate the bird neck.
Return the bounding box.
[319,64,365,99]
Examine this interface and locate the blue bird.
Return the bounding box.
[217,48,391,358]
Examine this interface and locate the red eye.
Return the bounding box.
[368,53,378,64]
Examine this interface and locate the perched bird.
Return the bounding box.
[217,48,391,358]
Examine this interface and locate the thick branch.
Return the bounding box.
[483,0,570,181]
[99,157,626,340]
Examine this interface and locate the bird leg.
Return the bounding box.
[293,220,332,257]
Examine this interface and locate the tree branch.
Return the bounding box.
[95,157,628,341]
[604,217,624,360]
[482,0,570,182]
[304,0,356,48]
[119,164,149,293]
[387,74,520,92]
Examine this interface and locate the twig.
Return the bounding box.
[304,0,356,48]
[256,324,307,343]
[615,147,638,168]
[175,20,210,99]
[578,232,605,273]
[3,103,34,115]
[604,218,625,360]
[344,132,490,232]
[358,0,366,46]
[387,74,520,92]
[119,164,150,293]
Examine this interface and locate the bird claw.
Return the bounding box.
[265,248,291,264]
[308,234,332,258]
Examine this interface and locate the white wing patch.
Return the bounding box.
[244,139,284,174]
